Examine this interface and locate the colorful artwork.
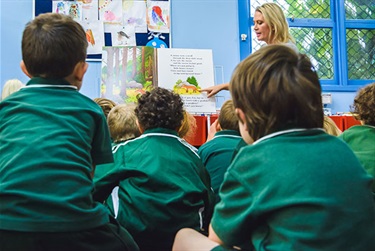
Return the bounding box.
[101,46,155,103]
[80,20,104,54]
[107,23,136,46]
[52,1,83,21]
[99,0,122,23]
[146,1,170,33]
[123,1,147,33]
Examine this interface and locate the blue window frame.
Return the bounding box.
[238,0,375,92]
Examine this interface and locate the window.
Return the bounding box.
[238,0,375,91]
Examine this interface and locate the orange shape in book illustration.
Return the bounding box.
[173,77,201,95]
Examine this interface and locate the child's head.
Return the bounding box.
[21,13,88,85]
[107,103,141,143]
[178,110,197,141]
[351,82,375,126]
[1,79,24,100]
[93,98,117,118]
[135,87,184,132]
[230,44,323,143]
[323,116,342,136]
[218,99,239,131]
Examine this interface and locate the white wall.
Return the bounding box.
[0,0,358,113]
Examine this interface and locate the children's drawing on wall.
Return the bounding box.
[80,20,104,54]
[101,46,155,103]
[123,0,147,33]
[53,1,83,21]
[99,0,122,23]
[107,24,136,46]
[146,32,168,48]
[146,1,170,33]
[81,0,98,21]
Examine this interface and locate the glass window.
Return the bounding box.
[239,0,375,91]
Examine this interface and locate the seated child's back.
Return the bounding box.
[198,99,244,202]
[0,13,138,251]
[94,87,214,251]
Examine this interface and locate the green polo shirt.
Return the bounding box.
[0,77,113,232]
[211,129,375,250]
[198,130,244,202]
[94,128,215,251]
[338,125,375,192]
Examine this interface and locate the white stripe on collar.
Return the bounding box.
[22,84,77,90]
[112,132,200,158]
[212,134,242,140]
[253,128,325,145]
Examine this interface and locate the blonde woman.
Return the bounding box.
[201,3,297,97]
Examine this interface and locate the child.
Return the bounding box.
[0,13,138,251]
[93,97,117,118]
[198,99,244,203]
[93,87,214,251]
[178,109,198,143]
[173,45,375,251]
[323,115,342,136]
[338,82,375,192]
[1,78,24,100]
[107,103,141,144]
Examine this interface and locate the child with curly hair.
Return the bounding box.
[93,87,214,251]
[339,82,375,192]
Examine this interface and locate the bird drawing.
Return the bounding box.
[86,29,95,46]
[151,6,166,26]
[118,31,130,39]
[104,10,117,22]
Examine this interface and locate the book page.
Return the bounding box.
[157,48,216,114]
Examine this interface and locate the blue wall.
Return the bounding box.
[0,0,356,113]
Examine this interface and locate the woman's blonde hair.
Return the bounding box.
[256,3,295,44]
[2,79,24,100]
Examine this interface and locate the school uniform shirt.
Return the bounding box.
[338,125,375,192]
[93,128,215,251]
[211,129,375,251]
[0,77,114,232]
[198,130,244,201]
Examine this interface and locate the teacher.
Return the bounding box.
[201,3,297,98]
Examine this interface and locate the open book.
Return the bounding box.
[101,46,216,114]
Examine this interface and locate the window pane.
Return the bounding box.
[345,0,375,19]
[347,29,375,79]
[292,27,334,79]
[250,0,330,19]
[250,27,334,79]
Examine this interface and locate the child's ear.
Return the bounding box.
[216,121,221,131]
[20,60,32,78]
[73,61,88,82]
[235,108,248,131]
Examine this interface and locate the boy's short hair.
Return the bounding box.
[108,103,140,143]
[93,98,117,118]
[230,44,323,141]
[135,87,184,131]
[22,13,88,79]
[352,82,375,126]
[218,99,239,131]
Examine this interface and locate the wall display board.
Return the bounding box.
[34,0,171,61]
